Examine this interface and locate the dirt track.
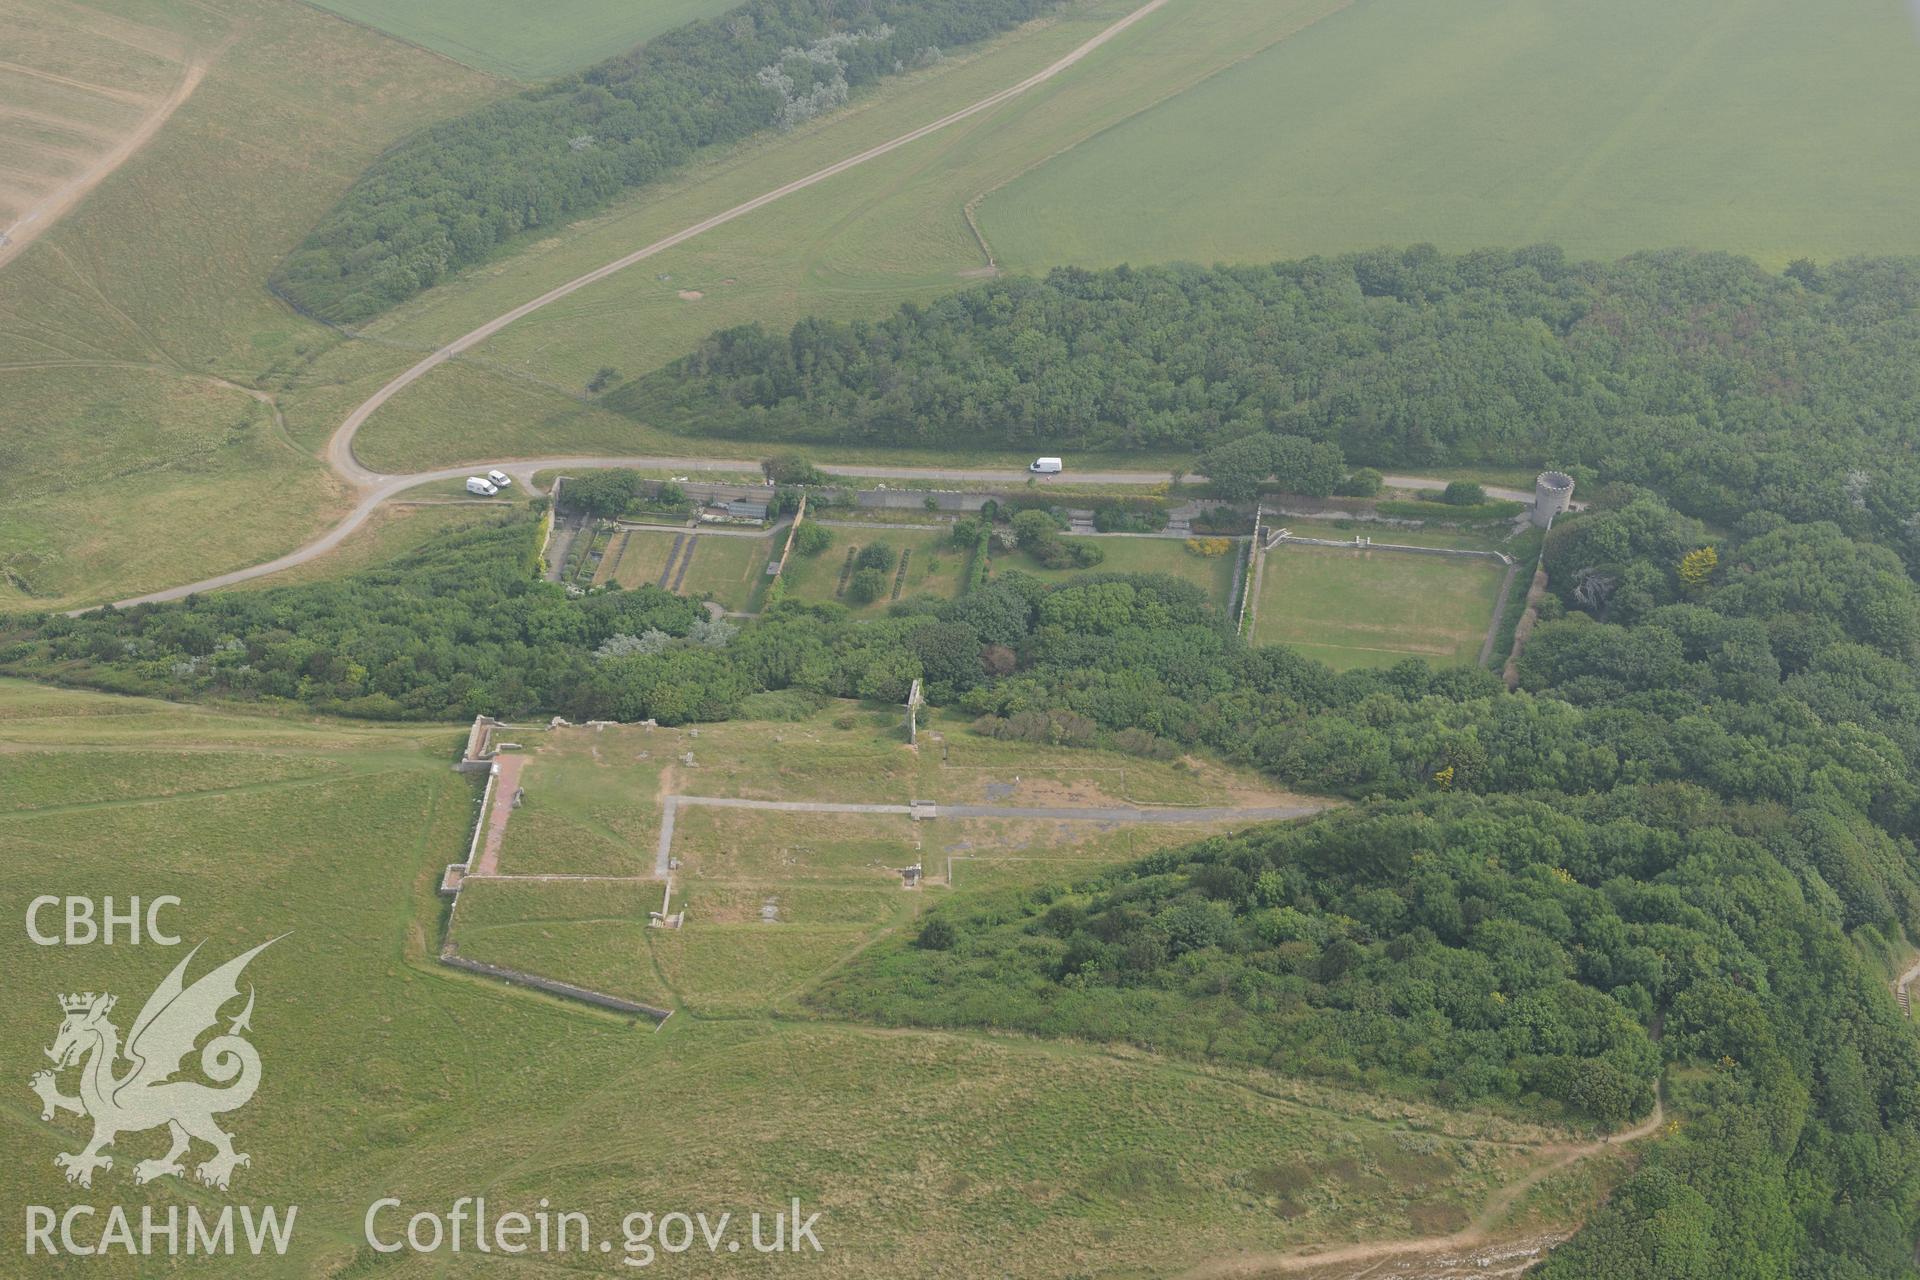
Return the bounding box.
[82,0,1535,613]
[1894,955,1920,1016]
[318,0,1175,492]
[1176,1091,1666,1280]
[0,57,207,273]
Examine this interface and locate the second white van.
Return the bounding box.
[466,477,499,496]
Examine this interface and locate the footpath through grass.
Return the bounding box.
[0,0,501,611]
[1,679,1609,1274]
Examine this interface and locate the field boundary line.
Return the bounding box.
[960,0,1358,269]
[1478,560,1522,667]
[321,0,1177,488]
[437,953,672,1022]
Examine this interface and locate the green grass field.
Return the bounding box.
[0,0,500,610]
[16,0,1920,611]
[1268,516,1515,552]
[446,706,1322,1018]
[598,526,682,588]
[1,680,1614,1273]
[984,0,1920,270]
[493,733,667,876]
[303,0,739,80]
[0,0,193,239]
[995,534,1240,609]
[676,532,772,610]
[782,525,971,612]
[332,0,1348,472]
[448,878,671,1005]
[1252,544,1510,670]
[329,0,1920,484]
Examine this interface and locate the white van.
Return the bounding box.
[466,477,499,496]
[486,469,512,488]
[1029,456,1063,474]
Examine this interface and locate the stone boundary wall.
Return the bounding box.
[436,719,676,1019]
[439,756,500,892]
[767,493,807,580]
[437,952,671,1021]
[1502,510,1560,688]
[1268,531,1515,566]
[536,477,563,571]
[1234,508,1261,635]
[456,715,498,770]
[1504,561,1552,689]
[854,488,989,512]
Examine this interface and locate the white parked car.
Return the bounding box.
[486,469,512,488]
[1029,456,1063,474]
[465,477,499,496]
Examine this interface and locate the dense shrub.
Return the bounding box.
[847,566,889,604]
[792,522,833,556]
[630,250,1920,581]
[275,0,1058,321]
[1335,468,1384,497]
[559,469,643,517]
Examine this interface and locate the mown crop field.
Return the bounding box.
[332,0,1349,472]
[983,0,1920,270]
[1252,544,1510,671]
[303,0,739,81]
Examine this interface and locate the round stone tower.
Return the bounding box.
[1532,470,1574,528]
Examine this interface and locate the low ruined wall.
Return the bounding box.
[1503,563,1552,689]
[855,489,993,512]
[438,952,671,1021]
[1269,534,1513,565]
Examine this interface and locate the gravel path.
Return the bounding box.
[79,0,1539,613]
[469,754,525,877]
[932,802,1324,823]
[651,793,1328,877]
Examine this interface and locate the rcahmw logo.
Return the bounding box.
[24,937,299,1259]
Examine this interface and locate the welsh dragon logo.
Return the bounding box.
[30,938,280,1191]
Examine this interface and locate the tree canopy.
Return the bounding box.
[13,251,1920,1273]
[273,0,1057,322]
[629,249,1920,575]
